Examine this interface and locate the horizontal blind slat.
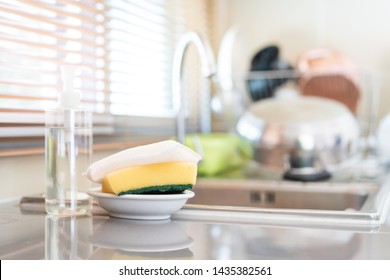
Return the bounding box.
[0,48,105,69]
[0,4,102,36]
[106,0,167,22]
[0,64,105,84]
[13,0,103,25]
[58,0,103,14]
[0,20,103,48]
[0,112,114,125]
[0,35,104,60]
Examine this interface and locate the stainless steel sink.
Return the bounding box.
[187,179,373,211]
[177,173,390,229]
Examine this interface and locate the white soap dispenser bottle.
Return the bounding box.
[45,65,93,216]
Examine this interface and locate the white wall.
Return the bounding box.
[0,151,113,202]
[213,0,390,122]
[0,155,45,202]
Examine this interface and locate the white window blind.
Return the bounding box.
[0,0,212,151]
[106,0,174,116]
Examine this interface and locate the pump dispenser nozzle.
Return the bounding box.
[59,65,80,108]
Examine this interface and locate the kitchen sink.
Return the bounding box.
[177,171,390,229]
[188,179,373,211]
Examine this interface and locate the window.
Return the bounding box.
[0,0,212,153]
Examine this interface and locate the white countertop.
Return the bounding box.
[1,197,390,260]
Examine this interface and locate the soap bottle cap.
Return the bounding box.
[58,65,81,108]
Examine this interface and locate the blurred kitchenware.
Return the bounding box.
[236,95,360,181]
[211,26,249,131]
[247,45,293,102]
[297,48,361,114]
[184,133,252,177]
[376,112,390,166]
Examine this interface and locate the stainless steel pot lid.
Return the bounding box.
[236,95,360,182]
[247,95,351,124]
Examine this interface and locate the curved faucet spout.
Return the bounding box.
[172,32,216,144]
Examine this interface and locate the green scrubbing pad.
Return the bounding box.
[118,184,192,195]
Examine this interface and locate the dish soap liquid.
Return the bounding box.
[45,66,93,216]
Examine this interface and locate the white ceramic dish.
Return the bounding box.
[88,218,193,253]
[87,190,195,220]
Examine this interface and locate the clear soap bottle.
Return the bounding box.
[45,66,93,216]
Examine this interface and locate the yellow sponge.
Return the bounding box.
[86,140,201,183]
[102,162,197,195]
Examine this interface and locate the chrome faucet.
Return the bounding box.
[172,32,216,144]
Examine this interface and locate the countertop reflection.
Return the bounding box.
[88,217,193,259]
[44,214,194,260]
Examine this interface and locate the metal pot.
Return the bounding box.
[236,96,360,181]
